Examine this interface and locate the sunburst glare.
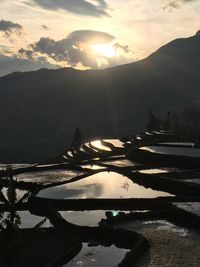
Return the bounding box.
[91,43,117,58]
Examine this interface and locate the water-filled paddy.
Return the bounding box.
[1,134,200,267]
[64,244,128,267]
[140,146,200,157]
[38,171,172,199]
[16,169,85,183]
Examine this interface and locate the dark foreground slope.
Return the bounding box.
[0,31,200,162]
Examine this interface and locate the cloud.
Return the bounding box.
[0,20,24,37]
[18,30,132,69]
[0,45,13,55]
[41,24,49,30]
[68,30,114,44]
[26,0,110,17]
[114,43,130,53]
[0,30,132,75]
[164,0,198,11]
[0,53,56,77]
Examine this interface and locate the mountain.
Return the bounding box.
[1,31,200,162]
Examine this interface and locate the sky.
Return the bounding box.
[0,0,200,76]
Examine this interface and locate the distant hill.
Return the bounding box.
[1,31,200,162]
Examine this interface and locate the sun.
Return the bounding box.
[91,43,117,58]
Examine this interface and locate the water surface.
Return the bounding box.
[90,141,111,152]
[64,244,128,267]
[140,146,200,157]
[16,169,85,183]
[38,171,172,199]
[103,139,124,148]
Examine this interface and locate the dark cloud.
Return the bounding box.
[0,29,132,75]
[0,53,55,77]
[164,0,197,10]
[18,48,35,59]
[114,43,130,53]
[0,20,24,37]
[41,24,49,30]
[27,0,110,17]
[18,30,116,68]
[176,0,197,2]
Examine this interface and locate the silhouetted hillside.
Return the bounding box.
[1,31,200,162]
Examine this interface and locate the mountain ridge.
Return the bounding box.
[0,32,200,162]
